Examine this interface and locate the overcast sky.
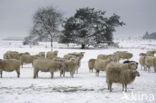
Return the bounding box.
[0,0,156,39]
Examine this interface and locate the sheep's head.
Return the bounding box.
[54,51,58,55]
[132,70,140,77]
[128,61,138,70]
[139,53,146,56]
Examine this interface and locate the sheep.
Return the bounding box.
[64,54,76,60]
[20,54,34,67]
[19,52,30,56]
[153,57,156,72]
[113,51,133,62]
[60,58,78,78]
[46,51,58,59]
[97,54,113,60]
[33,59,65,78]
[139,53,147,56]
[64,54,81,74]
[38,52,45,58]
[146,50,156,56]
[139,54,147,71]
[106,62,140,92]
[68,52,85,60]
[94,58,112,76]
[0,59,21,78]
[145,56,156,72]
[3,51,20,60]
[88,59,96,72]
[66,52,85,73]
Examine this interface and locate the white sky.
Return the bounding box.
[0,0,156,39]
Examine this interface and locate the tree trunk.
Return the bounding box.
[50,36,53,51]
[81,44,85,49]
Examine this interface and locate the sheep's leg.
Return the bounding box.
[33,69,38,78]
[107,81,109,90]
[51,72,54,78]
[21,62,23,68]
[76,69,78,74]
[60,70,63,77]
[148,66,150,72]
[63,71,65,77]
[96,70,99,76]
[109,82,112,92]
[0,71,2,78]
[70,71,74,78]
[122,84,125,91]
[36,72,39,78]
[16,69,20,78]
[125,84,127,92]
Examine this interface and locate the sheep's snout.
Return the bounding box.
[136,71,140,77]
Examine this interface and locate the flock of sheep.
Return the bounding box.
[88,50,156,92]
[0,50,155,92]
[1,51,84,79]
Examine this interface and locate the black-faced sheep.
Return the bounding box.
[0,59,21,78]
[106,62,140,92]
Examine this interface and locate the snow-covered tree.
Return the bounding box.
[26,6,63,51]
[62,8,124,49]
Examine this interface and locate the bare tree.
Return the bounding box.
[32,6,63,51]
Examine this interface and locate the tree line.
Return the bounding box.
[23,6,125,50]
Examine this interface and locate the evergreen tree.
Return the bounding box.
[62,7,124,49]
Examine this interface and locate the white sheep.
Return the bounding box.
[145,56,156,72]
[88,59,96,72]
[46,51,58,59]
[3,51,20,60]
[106,62,139,92]
[146,50,156,56]
[20,54,34,67]
[60,58,78,78]
[94,58,112,76]
[113,51,133,62]
[33,59,65,78]
[0,59,21,78]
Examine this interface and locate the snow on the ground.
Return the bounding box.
[0,40,156,103]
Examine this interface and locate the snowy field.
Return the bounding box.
[0,40,156,103]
